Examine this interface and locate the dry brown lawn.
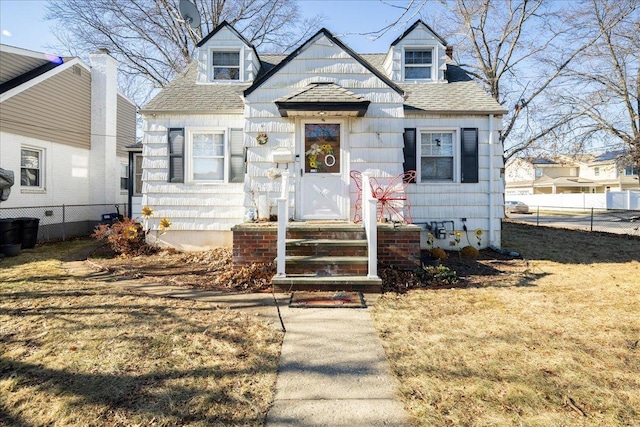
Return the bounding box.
[0,240,282,426]
[372,222,640,426]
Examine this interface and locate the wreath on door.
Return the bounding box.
[306,143,334,170]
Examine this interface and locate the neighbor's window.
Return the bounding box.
[134,154,143,195]
[404,49,433,80]
[120,163,128,191]
[594,167,600,177]
[624,165,638,176]
[535,168,543,178]
[212,51,240,80]
[21,147,43,188]
[420,131,454,181]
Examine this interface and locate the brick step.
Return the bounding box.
[271,274,382,293]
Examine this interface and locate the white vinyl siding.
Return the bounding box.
[20,147,43,188]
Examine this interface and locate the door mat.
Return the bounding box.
[289,291,366,308]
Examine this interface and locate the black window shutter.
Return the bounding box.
[403,128,417,182]
[168,128,184,183]
[461,128,478,183]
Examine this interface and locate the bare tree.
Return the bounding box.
[427,0,614,161]
[45,0,322,106]
[559,0,639,184]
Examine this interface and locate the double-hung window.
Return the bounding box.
[120,163,129,191]
[420,131,454,181]
[212,51,240,81]
[170,128,244,184]
[20,147,43,188]
[404,49,433,80]
[624,165,638,176]
[191,131,225,182]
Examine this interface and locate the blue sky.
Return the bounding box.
[0,0,422,54]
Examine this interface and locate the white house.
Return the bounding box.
[0,45,136,211]
[506,152,639,196]
[139,20,506,289]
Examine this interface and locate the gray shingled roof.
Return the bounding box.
[142,62,249,113]
[142,50,507,115]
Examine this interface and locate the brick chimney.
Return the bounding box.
[445,46,453,59]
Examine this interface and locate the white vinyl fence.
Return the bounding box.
[507,191,640,211]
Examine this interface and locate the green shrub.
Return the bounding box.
[416,264,458,287]
[460,245,480,258]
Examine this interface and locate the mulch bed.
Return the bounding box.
[88,245,526,294]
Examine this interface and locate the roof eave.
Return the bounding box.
[275,100,370,117]
[140,108,245,115]
[404,107,508,115]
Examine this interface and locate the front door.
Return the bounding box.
[299,122,348,220]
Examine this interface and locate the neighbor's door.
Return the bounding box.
[299,122,349,220]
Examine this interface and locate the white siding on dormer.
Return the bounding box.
[196,26,260,83]
[385,24,447,83]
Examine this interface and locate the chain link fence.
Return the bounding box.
[0,203,127,243]
[507,207,640,236]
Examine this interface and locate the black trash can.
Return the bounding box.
[18,217,40,249]
[0,218,20,245]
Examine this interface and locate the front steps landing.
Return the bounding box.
[271,275,383,293]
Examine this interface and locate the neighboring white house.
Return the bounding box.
[140,20,507,253]
[506,152,639,196]
[0,44,136,211]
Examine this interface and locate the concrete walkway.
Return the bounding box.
[266,305,413,426]
[64,259,413,426]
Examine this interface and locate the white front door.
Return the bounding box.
[299,122,349,220]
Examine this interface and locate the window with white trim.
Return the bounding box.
[624,165,638,176]
[20,147,43,188]
[191,131,225,181]
[120,163,128,191]
[186,128,244,183]
[211,50,240,81]
[419,131,454,181]
[134,154,143,195]
[404,49,433,80]
[594,167,600,177]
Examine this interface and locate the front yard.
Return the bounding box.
[0,241,282,426]
[1,222,638,426]
[372,222,640,426]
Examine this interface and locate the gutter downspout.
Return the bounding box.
[488,114,495,247]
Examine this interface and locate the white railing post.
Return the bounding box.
[276,171,289,277]
[362,173,378,279]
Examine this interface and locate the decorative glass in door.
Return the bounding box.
[304,124,340,173]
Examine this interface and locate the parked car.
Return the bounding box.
[505,200,529,214]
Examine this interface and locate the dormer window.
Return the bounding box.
[404,49,433,80]
[212,50,240,80]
